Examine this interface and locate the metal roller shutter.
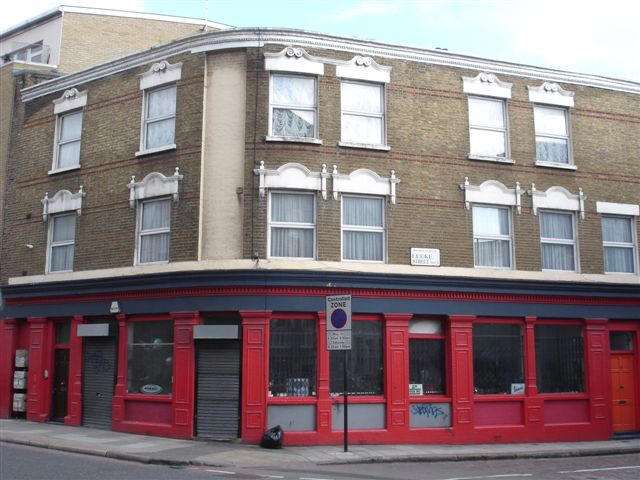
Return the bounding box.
[196,340,241,439]
[82,337,116,429]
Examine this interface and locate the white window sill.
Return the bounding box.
[265,136,323,145]
[535,161,577,170]
[468,154,515,164]
[48,165,80,175]
[474,265,513,270]
[135,260,169,266]
[542,268,578,273]
[604,270,638,275]
[341,258,386,264]
[267,256,316,261]
[46,269,73,274]
[338,141,391,151]
[135,144,177,157]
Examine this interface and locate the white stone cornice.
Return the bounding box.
[42,186,85,221]
[463,72,512,98]
[332,166,399,204]
[528,81,575,107]
[139,60,182,90]
[127,168,183,207]
[528,184,586,219]
[336,55,391,83]
[264,46,324,75]
[53,88,87,114]
[459,178,524,214]
[253,161,325,198]
[596,201,639,216]
[20,28,640,103]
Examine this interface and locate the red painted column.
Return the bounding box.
[170,311,200,439]
[240,310,271,444]
[448,315,475,439]
[316,310,332,439]
[585,318,610,437]
[65,315,84,426]
[111,314,127,428]
[523,315,543,439]
[0,318,18,418]
[384,314,411,438]
[26,317,52,422]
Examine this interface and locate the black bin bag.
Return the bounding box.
[260,425,284,449]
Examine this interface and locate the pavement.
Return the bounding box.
[1,419,639,468]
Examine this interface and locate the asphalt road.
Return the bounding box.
[1,443,639,480]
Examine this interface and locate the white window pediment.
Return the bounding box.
[336,56,391,83]
[128,168,183,207]
[459,178,524,214]
[462,72,512,99]
[264,46,324,75]
[332,166,399,204]
[528,82,574,107]
[596,201,639,216]
[139,60,183,90]
[528,184,586,219]
[254,161,328,199]
[53,88,88,114]
[42,186,85,221]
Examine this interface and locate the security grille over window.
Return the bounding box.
[535,324,584,393]
[473,323,524,394]
[269,319,316,397]
[409,339,445,395]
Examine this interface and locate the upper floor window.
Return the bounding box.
[602,216,637,274]
[540,210,577,271]
[340,81,385,146]
[268,191,315,259]
[269,74,317,139]
[137,197,171,264]
[54,111,83,170]
[473,205,512,269]
[342,195,385,262]
[47,213,76,273]
[534,106,571,165]
[7,42,46,64]
[468,96,508,158]
[142,85,177,151]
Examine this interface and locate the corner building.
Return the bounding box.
[1,28,639,445]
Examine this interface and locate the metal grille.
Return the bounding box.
[535,325,584,393]
[82,337,117,429]
[269,319,316,397]
[409,339,445,394]
[473,323,524,394]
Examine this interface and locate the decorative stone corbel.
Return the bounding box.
[332,165,339,201]
[389,170,399,205]
[515,182,524,215]
[42,186,85,221]
[320,164,329,200]
[128,167,183,207]
[459,177,471,210]
[255,160,266,198]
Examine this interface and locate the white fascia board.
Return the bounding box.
[596,201,639,216]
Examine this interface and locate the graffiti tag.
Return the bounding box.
[411,403,449,420]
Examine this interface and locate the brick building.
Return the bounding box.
[0,27,638,445]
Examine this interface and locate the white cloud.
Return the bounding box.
[327,1,400,22]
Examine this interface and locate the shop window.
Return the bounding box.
[540,210,577,271]
[473,323,524,394]
[269,74,317,139]
[269,319,316,397]
[535,324,584,393]
[47,213,76,273]
[342,195,385,262]
[610,332,633,352]
[409,319,445,395]
[602,216,637,274]
[136,198,171,264]
[55,321,70,345]
[473,205,512,268]
[127,320,173,395]
[268,192,315,259]
[330,320,383,395]
[341,81,385,146]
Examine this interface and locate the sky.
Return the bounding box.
[1,0,638,82]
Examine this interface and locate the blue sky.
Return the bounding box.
[3,1,639,81]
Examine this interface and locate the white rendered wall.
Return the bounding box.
[0,16,62,66]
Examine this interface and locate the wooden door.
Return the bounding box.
[610,331,637,433]
[51,349,69,421]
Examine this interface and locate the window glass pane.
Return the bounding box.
[542,243,574,270]
[146,118,175,148]
[272,75,315,107]
[540,212,573,240]
[330,321,383,395]
[51,245,74,271]
[271,227,313,258]
[536,137,569,164]
[469,129,506,157]
[272,108,314,137]
[409,338,445,395]
[341,82,382,113]
[343,197,383,227]
[409,319,443,335]
[602,217,633,243]
[475,239,511,268]
[534,107,567,135]
[140,233,169,263]
[142,199,171,230]
[58,141,81,168]
[55,322,70,344]
[59,112,82,142]
[610,332,633,351]
[271,193,314,223]
[469,98,504,128]
[269,319,316,397]
[52,214,76,242]
[535,324,584,393]
[341,114,383,144]
[473,323,524,394]
[127,321,173,394]
[473,206,509,236]
[343,231,383,261]
[147,86,176,119]
[604,247,635,273]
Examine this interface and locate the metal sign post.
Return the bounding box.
[326,294,352,452]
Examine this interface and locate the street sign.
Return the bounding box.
[326,294,351,350]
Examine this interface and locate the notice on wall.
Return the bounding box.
[410,248,440,266]
[409,383,423,396]
[511,383,525,394]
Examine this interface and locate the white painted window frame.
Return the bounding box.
[138,83,178,155]
[267,72,321,144]
[339,79,388,150]
[472,204,514,270]
[267,190,317,261]
[533,104,575,170]
[51,109,83,173]
[46,212,76,274]
[341,194,386,263]
[135,197,172,266]
[601,214,638,275]
[539,209,579,273]
[467,95,512,163]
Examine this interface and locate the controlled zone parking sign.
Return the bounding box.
[326,294,351,350]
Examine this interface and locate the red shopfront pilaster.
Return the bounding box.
[112,313,127,426]
[240,310,271,444]
[316,310,332,439]
[524,315,544,440]
[585,318,610,438]
[26,317,52,422]
[448,315,475,438]
[0,318,18,418]
[65,315,84,426]
[384,314,410,437]
[170,311,200,438]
